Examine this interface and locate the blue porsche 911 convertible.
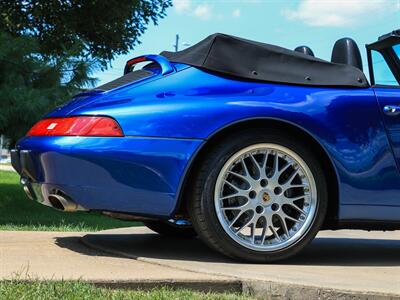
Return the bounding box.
[11,30,400,262]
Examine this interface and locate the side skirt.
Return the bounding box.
[331,220,400,231]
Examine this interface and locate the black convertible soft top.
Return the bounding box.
[161,33,368,87]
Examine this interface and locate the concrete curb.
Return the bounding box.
[242,280,400,300]
[7,278,400,300]
[92,279,242,293]
[81,235,400,300]
[0,165,15,172]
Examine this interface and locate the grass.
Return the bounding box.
[0,281,251,300]
[0,170,137,231]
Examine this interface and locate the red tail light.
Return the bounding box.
[27,116,124,137]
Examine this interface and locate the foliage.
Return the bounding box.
[0,0,172,67]
[0,170,135,231]
[0,1,171,145]
[0,32,97,145]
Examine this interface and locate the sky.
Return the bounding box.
[94,0,400,85]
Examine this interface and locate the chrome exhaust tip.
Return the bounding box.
[20,177,35,200]
[48,193,86,212]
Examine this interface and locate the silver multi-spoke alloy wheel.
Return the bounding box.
[214,143,317,252]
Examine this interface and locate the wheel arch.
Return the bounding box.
[174,118,340,228]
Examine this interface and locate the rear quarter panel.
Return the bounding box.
[68,67,400,220]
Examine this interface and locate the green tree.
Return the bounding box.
[0,0,171,67]
[0,0,171,146]
[0,33,97,145]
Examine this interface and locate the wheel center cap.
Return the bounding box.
[262,192,271,203]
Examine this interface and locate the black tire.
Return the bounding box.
[143,220,197,237]
[188,128,328,262]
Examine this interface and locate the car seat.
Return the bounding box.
[294,46,315,57]
[331,38,363,71]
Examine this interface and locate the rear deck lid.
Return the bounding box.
[45,55,177,117]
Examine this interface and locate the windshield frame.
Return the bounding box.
[367,32,400,87]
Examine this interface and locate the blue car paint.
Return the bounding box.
[16,64,400,221]
[374,87,400,166]
[17,136,203,216]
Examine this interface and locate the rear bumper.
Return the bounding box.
[13,136,203,217]
[11,149,37,180]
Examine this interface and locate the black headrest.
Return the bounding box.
[294,46,315,57]
[331,38,363,71]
